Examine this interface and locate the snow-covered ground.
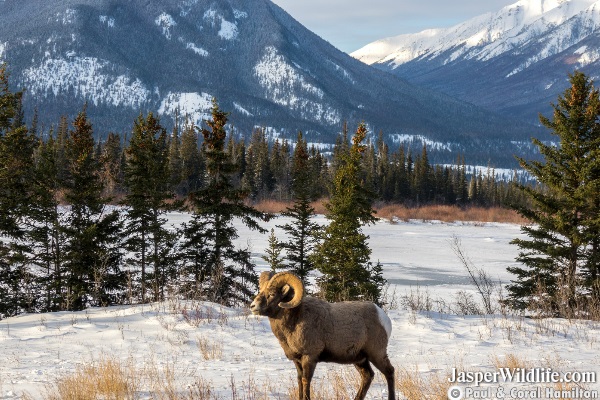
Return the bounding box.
[1,214,599,399]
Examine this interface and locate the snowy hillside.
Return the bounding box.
[1,215,599,399]
[352,0,600,123]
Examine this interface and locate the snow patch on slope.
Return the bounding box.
[99,15,115,28]
[234,102,253,116]
[203,8,239,40]
[53,8,77,25]
[22,57,150,108]
[218,19,238,40]
[390,133,452,152]
[185,42,208,57]
[254,46,340,125]
[158,92,213,124]
[156,12,177,40]
[0,42,6,60]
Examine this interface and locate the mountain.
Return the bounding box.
[0,0,539,166]
[352,0,600,124]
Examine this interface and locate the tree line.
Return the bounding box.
[8,64,599,321]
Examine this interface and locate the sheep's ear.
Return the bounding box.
[281,284,291,297]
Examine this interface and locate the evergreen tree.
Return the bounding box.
[180,100,269,306]
[100,132,124,198]
[262,229,286,272]
[277,132,320,286]
[507,72,600,316]
[179,120,204,196]
[0,110,38,317]
[312,123,385,304]
[122,113,178,303]
[0,66,39,317]
[29,132,65,312]
[61,109,124,310]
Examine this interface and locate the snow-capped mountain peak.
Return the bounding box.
[352,0,600,68]
[352,0,600,123]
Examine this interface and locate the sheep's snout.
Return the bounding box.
[249,298,261,315]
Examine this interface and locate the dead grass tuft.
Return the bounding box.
[396,367,451,400]
[490,353,531,369]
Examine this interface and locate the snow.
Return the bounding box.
[155,12,177,40]
[218,19,238,40]
[0,42,6,60]
[390,133,453,152]
[352,0,600,74]
[185,42,209,57]
[99,15,115,28]
[21,57,150,108]
[254,46,341,125]
[2,214,599,398]
[233,9,248,19]
[233,102,253,116]
[158,92,213,124]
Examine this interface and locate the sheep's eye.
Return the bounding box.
[267,293,275,299]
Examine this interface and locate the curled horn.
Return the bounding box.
[267,272,304,309]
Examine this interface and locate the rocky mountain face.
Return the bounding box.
[352,0,600,124]
[1,0,539,166]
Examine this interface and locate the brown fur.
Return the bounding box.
[250,272,395,400]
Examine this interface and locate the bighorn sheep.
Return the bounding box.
[250,271,395,400]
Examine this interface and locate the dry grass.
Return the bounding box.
[490,353,531,369]
[44,357,138,400]
[252,200,528,224]
[395,367,451,400]
[197,334,224,360]
[376,204,528,224]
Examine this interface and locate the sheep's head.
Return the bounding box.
[250,271,304,316]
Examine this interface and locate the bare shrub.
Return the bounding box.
[450,235,497,314]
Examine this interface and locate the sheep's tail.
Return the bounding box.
[375,305,392,339]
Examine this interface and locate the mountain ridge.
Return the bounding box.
[352,0,600,123]
[0,0,541,166]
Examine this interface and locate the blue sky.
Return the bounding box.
[270,0,517,53]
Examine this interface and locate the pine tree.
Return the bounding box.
[122,113,178,303]
[507,72,600,316]
[277,132,320,286]
[312,123,386,304]
[61,109,124,310]
[180,100,269,306]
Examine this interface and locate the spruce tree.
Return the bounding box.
[0,66,38,317]
[277,132,320,286]
[180,100,269,306]
[61,109,124,310]
[122,113,178,303]
[312,123,385,304]
[262,229,286,272]
[507,72,600,316]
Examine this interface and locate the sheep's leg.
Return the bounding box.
[293,360,304,400]
[371,355,396,400]
[300,356,317,400]
[353,360,375,400]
